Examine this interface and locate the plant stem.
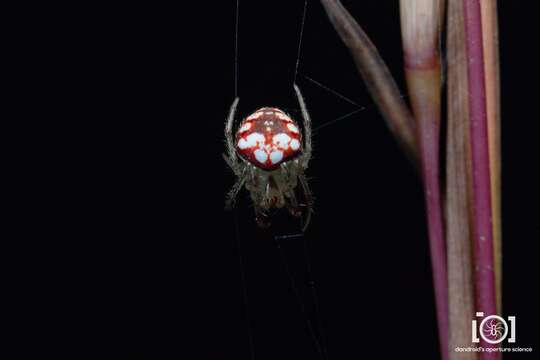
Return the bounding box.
[462,0,498,358]
[320,0,418,162]
[405,62,449,360]
[400,2,448,358]
[479,0,502,315]
[446,0,478,358]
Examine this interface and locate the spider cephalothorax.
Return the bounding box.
[224,85,313,230]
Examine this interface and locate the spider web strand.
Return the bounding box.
[293,0,308,85]
[302,235,329,359]
[275,235,327,360]
[314,108,364,133]
[234,0,240,98]
[234,209,255,360]
[301,73,361,107]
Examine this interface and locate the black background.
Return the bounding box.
[30,0,539,358]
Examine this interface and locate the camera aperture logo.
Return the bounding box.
[454,312,533,354]
[472,312,515,344]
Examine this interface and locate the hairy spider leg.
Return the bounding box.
[225,166,248,210]
[299,172,314,231]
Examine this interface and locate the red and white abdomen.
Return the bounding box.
[235,107,302,170]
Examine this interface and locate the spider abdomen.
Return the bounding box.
[235,107,302,170]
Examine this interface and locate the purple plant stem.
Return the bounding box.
[405,68,448,360]
[463,0,498,358]
[319,0,418,162]
[447,0,478,357]
[420,126,449,360]
[403,39,448,359]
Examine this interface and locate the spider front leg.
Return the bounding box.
[294,84,312,168]
[223,97,241,175]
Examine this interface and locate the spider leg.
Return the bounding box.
[223,153,242,176]
[242,166,271,228]
[254,205,271,228]
[294,84,312,168]
[225,164,248,210]
[298,171,314,231]
[285,190,302,217]
[273,164,300,216]
[224,97,241,175]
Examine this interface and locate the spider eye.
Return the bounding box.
[236,107,302,170]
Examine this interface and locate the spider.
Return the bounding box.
[224,84,314,230]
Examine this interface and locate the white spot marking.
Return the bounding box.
[246,133,265,146]
[286,123,299,133]
[266,127,271,132]
[254,149,268,163]
[273,133,292,150]
[265,111,274,115]
[239,122,252,133]
[247,111,264,120]
[276,113,292,121]
[237,138,249,149]
[270,150,284,164]
[290,139,300,151]
[239,132,265,150]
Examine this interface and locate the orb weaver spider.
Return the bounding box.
[224,85,314,230]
